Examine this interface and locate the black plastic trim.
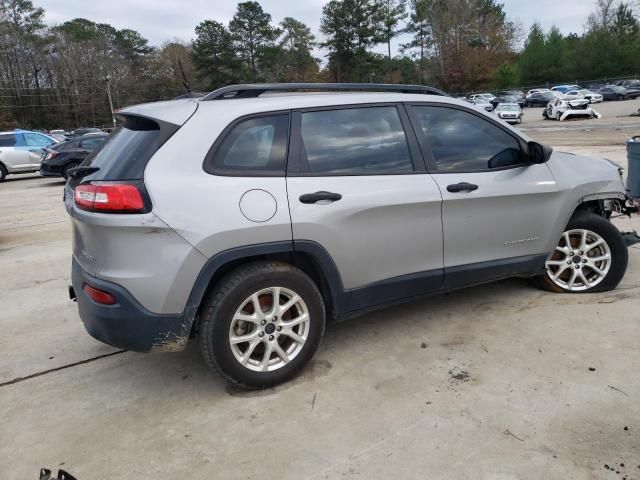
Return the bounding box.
[202,83,448,101]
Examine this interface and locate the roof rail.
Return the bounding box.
[201,83,448,101]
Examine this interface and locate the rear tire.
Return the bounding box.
[0,163,7,182]
[199,261,326,389]
[533,212,628,293]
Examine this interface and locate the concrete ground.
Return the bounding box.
[1,115,640,479]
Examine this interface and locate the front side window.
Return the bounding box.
[410,106,523,172]
[206,114,289,175]
[298,106,413,175]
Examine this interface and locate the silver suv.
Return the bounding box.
[65,83,637,388]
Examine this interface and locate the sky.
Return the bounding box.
[36,0,598,54]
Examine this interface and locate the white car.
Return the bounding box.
[563,89,604,103]
[543,98,601,121]
[0,129,58,181]
[494,103,523,124]
[469,93,495,103]
[471,98,494,112]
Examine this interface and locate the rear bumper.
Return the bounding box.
[40,163,63,177]
[71,257,191,353]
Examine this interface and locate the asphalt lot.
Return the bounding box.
[1,107,640,479]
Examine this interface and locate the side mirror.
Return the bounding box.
[527,141,553,164]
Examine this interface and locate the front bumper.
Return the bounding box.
[71,257,190,352]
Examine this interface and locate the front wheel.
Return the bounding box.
[534,213,628,293]
[0,163,7,182]
[199,261,326,389]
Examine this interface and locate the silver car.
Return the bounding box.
[65,83,637,389]
[0,129,58,181]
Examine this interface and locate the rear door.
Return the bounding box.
[407,103,560,287]
[286,104,443,311]
[0,133,26,171]
[22,132,55,169]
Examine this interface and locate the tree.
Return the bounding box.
[493,62,517,89]
[229,1,280,78]
[192,20,239,88]
[279,17,318,81]
[544,26,566,83]
[518,23,546,85]
[402,0,431,82]
[377,0,407,64]
[320,0,382,81]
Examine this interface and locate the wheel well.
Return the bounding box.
[191,251,335,335]
[0,160,7,173]
[574,199,607,217]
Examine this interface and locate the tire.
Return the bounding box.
[62,162,80,180]
[0,163,7,182]
[533,212,628,293]
[199,261,326,389]
[616,94,624,101]
[556,112,562,121]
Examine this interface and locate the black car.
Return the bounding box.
[598,85,640,101]
[40,133,107,179]
[497,90,525,99]
[524,91,557,107]
[490,95,525,109]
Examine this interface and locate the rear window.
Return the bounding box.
[82,116,177,181]
[0,134,15,147]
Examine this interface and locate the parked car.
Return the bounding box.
[543,98,601,121]
[598,85,640,101]
[64,82,637,389]
[494,103,523,124]
[524,91,557,107]
[40,132,108,179]
[468,93,495,103]
[614,79,640,88]
[563,89,604,103]
[527,88,551,96]
[551,84,581,94]
[498,90,525,100]
[471,97,494,111]
[70,127,103,137]
[490,95,525,109]
[0,129,58,182]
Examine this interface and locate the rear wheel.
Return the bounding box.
[534,213,628,293]
[616,94,624,101]
[556,112,562,121]
[0,163,7,182]
[199,261,326,389]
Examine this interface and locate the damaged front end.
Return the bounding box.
[559,99,601,121]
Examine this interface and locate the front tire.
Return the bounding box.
[199,261,326,389]
[535,213,628,293]
[0,163,7,182]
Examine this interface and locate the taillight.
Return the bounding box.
[45,151,57,161]
[83,283,116,305]
[74,182,145,213]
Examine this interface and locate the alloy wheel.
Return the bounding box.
[229,287,310,372]
[545,229,612,291]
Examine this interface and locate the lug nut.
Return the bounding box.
[578,251,583,256]
[269,335,274,341]
[259,332,264,337]
[582,259,588,264]
[575,265,580,269]
[260,320,266,326]
[567,260,572,265]
[277,326,282,332]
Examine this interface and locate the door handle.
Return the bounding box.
[447,182,479,193]
[299,191,342,204]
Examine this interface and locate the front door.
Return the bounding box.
[407,104,560,287]
[286,104,444,312]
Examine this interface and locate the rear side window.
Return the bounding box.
[82,116,177,181]
[24,133,53,147]
[0,134,15,147]
[298,106,413,175]
[79,137,105,149]
[205,114,289,176]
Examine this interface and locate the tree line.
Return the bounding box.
[1,0,639,129]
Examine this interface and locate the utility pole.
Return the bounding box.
[106,76,116,130]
